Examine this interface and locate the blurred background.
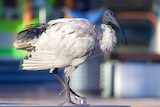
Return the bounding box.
[0,0,160,106]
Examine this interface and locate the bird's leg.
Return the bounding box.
[52,68,87,105]
[52,68,66,87]
[52,68,66,96]
[63,77,88,106]
[52,69,74,105]
[58,85,85,100]
[52,68,85,100]
[64,77,77,105]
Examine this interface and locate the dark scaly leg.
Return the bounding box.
[64,77,88,105]
[59,77,78,105]
[52,68,66,87]
[52,68,85,99]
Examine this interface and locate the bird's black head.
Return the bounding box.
[102,9,127,45]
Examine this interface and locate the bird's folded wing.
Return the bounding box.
[36,20,96,58]
[21,50,73,70]
[21,19,98,70]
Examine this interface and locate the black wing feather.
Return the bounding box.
[17,23,49,42]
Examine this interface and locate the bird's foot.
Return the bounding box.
[59,100,89,106]
[58,100,79,106]
[58,88,86,101]
[58,89,88,105]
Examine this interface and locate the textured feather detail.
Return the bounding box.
[15,10,123,76]
[17,23,49,41]
[20,50,73,70]
[20,55,52,70]
[13,23,49,51]
[100,24,117,54]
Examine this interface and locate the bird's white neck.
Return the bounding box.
[99,24,117,54]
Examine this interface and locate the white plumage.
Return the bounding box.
[13,9,127,105]
[19,19,117,71]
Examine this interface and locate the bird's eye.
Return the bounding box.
[105,13,109,17]
[110,11,115,17]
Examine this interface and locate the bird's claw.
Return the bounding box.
[58,100,89,106]
[57,88,86,101]
[57,88,88,105]
[58,100,79,106]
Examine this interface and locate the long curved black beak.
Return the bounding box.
[110,18,128,45]
[118,24,127,45]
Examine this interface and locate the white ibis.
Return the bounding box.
[13,9,127,105]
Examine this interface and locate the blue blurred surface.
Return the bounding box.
[0,59,63,84]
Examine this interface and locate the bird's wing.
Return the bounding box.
[21,19,97,70]
[13,23,49,51]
